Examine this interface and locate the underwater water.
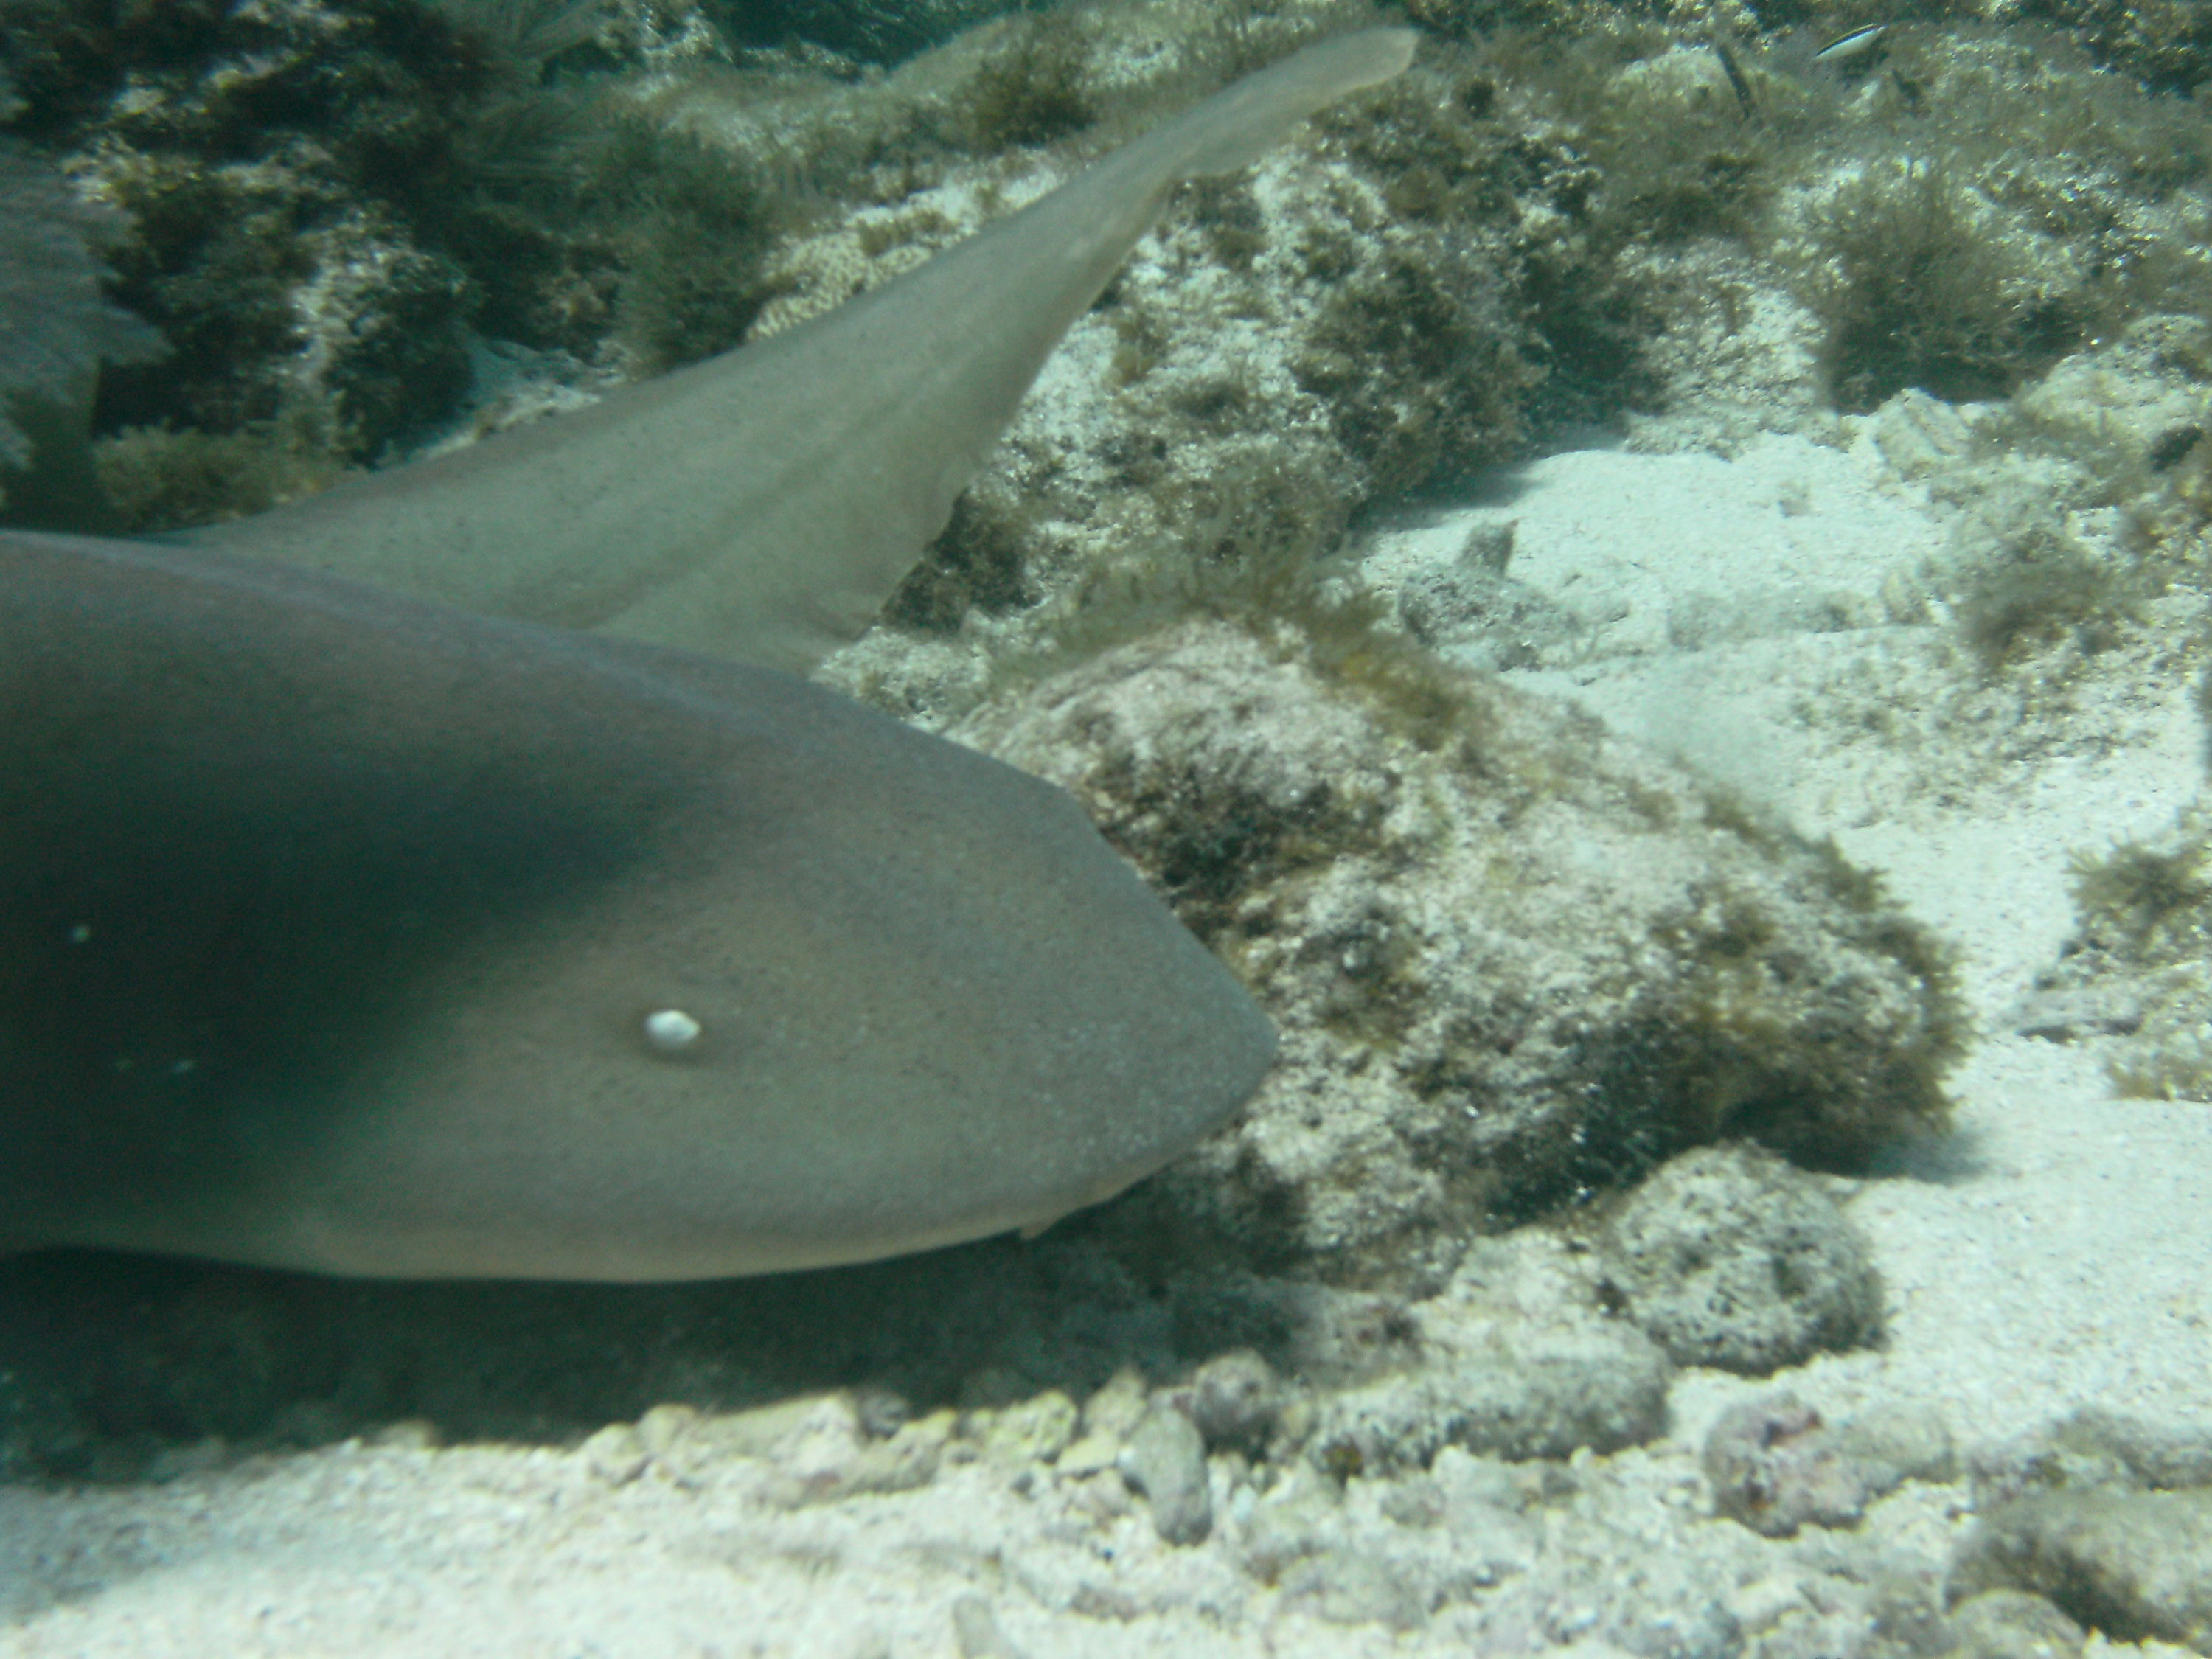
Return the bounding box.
[1,0,2211,1652]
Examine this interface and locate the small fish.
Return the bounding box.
[1815,22,1889,63]
[1710,35,1757,119]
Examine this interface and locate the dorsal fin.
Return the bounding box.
[189,29,1417,673]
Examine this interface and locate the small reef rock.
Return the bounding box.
[1303,1231,1672,1476]
[1596,1143,1882,1375]
[1702,1392,1955,1539]
[1952,1411,2212,1652]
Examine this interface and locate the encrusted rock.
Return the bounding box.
[950,1592,1026,1659]
[1186,1349,1284,1454]
[1703,1394,1954,1538]
[577,1421,649,1486]
[973,1389,1078,1467]
[1952,1411,2212,1650]
[1947,1590,2089,1659]
[1599,1142,1885,1374]
[1310,1233,1672,1473]
[1119,1401,1213,1545]
[1969,1409,2212,1508]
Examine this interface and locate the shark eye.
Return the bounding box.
[641,1008,703,1053]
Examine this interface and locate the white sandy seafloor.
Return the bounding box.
[1467,439,2212,1406]
[4,417,2211,1654]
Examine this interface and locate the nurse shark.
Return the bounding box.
[0,29,1416,1280]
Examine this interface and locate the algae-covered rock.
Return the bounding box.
[962,614,1962,1283]
[3,1,497,459]
[719,0,1017,65]
[1950,1489,2212,1652]
[2005,0,2212,93]
[0,0,787,504]
[2016,810,2212,1099]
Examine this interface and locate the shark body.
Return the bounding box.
[0,29,1415,1279]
